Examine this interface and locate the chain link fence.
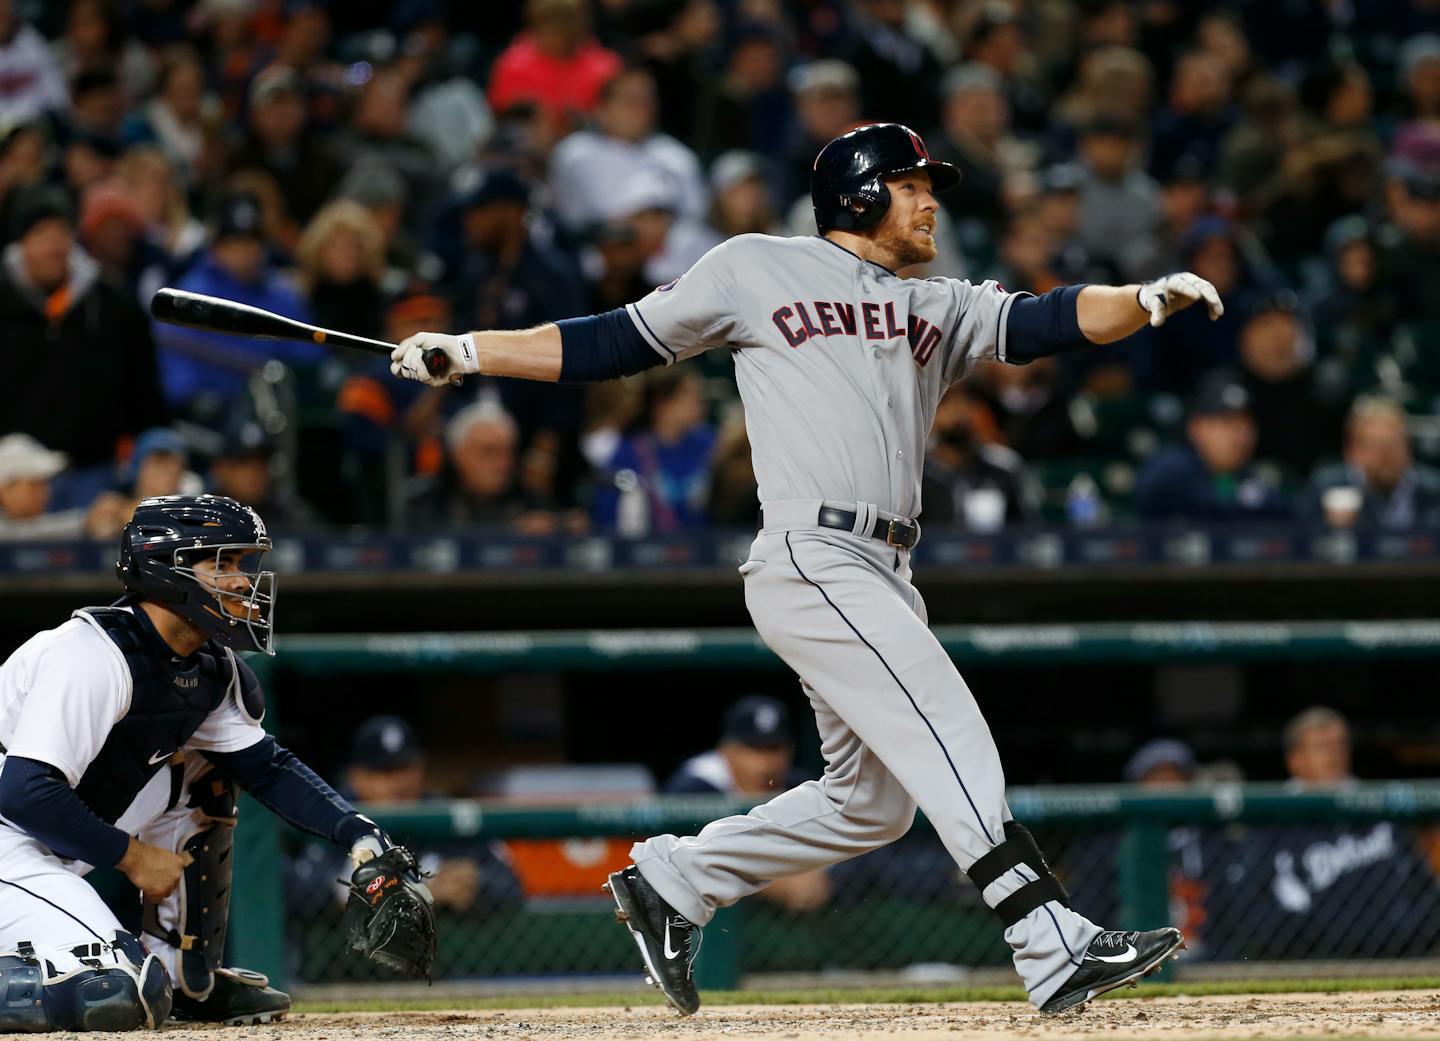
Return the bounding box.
[266,794,1440,987]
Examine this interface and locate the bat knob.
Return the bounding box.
[421,348,456,383]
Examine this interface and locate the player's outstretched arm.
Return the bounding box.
[391,325,563,386]
[1077,272,1224,344]
[388,307,670,388]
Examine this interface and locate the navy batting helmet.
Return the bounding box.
[811,123,960,233]
[117,495,276,654]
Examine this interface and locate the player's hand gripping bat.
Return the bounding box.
[150,287,451,379]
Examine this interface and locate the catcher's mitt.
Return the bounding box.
[343,845,437,979]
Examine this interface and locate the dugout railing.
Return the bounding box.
[235,783,1440,991]
[229,622,1440,990]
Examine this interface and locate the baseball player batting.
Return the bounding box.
[0,495,435,1032]
[390,123,1222,1015]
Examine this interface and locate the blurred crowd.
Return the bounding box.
[4,0,1440,539]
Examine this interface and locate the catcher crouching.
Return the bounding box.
[0,495,435,1031]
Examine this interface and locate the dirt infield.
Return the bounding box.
[53,989,1440,1039]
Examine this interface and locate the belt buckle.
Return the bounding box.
[885,518,909,548]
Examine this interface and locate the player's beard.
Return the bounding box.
[874,221,938,269]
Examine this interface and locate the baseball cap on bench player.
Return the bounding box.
[722,696,793,749]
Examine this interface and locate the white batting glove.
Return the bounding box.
[1137,272,1225,327]
[389,331,480,387]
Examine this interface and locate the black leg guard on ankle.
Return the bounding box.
[964,820,1071,928]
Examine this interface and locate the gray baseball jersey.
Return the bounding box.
[623,232,1103,1008]
[624,233,1023,518]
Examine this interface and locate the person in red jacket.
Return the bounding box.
[488,0,622,134]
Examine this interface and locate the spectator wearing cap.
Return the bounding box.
[0,185,167,471]
[692,23,789,162]
[1380,158,1440,328]
[67,68,126,143]
[210,416,324,529]
[287,715,523,922]
[1124,739,1197,787]
[153,191,319,416]
[0,2,68,125]
[1301,396,1440,530]
[1233,292,1349,476]
[440,167,584,336]
[0,434,89,541]
[1154,154,1212,273]
[84,426,203,539]
[227,64,342,235]
[488,0,622,134]
[297,200,387,343]
[1074,116,1163,282]
[920,384,1037,532]
[779,60,861,210]
[844,0,942,134]
[931,65,1012,238]
[1310,217,1400,376]
[548,64,707,236]
[1135,372,1289,521]
[663,695,830,913]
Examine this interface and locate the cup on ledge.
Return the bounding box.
[963,487,1007,533]
[1321,485,1363,529]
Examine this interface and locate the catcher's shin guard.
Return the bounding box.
[0,934,171,1032]
[143,767,237,1000]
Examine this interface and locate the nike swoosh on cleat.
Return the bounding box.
[663,922,681,960]
[148,750,172,766]
[1084,944,1137,964]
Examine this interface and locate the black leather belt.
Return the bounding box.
[817,506,919,549]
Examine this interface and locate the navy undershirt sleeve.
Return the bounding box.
[557,308,665,382]
[204,736,374,848]
[0,756,131,867]
[1003,285,1090,364]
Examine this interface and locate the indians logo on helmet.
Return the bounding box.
[906,128,928,160]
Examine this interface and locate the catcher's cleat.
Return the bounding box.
[1040,927,1185,1014]
[604,866,702,1015]
[170,967,290,1025]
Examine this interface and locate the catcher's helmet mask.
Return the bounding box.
[117,495,276,655]
[811,123,961,234]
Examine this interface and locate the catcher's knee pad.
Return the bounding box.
[0,933,172,1032]
[144,769,237,1000]
[965,820,1071,928]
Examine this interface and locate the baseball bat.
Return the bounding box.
[150,288,452,379]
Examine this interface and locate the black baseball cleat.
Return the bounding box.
[1040,927,1185,1015]
[604,865,702,1015]
[170,966,291,1025]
